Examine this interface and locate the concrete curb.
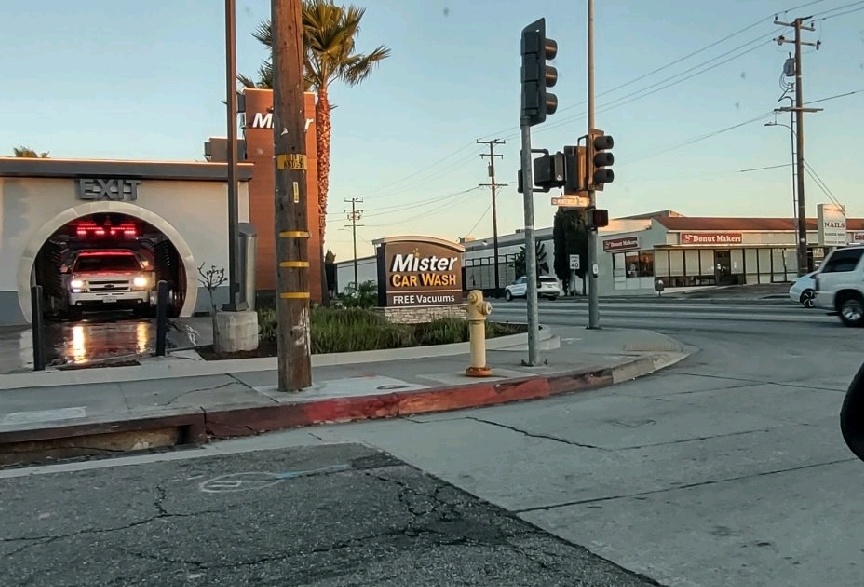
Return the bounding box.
[0,324,555,391]
[0,348,691,467]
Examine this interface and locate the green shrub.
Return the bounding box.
[336,280,378,309]
[413,318,469,346]
[309,307,413,354]
[258,307,278,343]
[256,305,524,354]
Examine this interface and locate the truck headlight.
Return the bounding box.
[133,276,149,289]
[70,278,85,290]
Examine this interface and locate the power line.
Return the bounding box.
[361,187,480,219]
[363,188,481,227]
[465,204,493,237]
[479,0,830,141]
[493,33,777,142]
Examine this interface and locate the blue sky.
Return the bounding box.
[1,0,862,261]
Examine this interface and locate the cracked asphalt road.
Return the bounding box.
[0,443,656,586]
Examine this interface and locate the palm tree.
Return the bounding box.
[239,0,390,243]
[13,146,49,157]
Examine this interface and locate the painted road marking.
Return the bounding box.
[199,465,350,493]
[1,407,87,426]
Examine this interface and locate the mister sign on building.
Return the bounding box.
[375,236,464,307]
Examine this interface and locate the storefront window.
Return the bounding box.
[615,251,655,278]
[699,250,714,276]
[654,250,669,278]
[684,249,699,276]
[668,250,685,277]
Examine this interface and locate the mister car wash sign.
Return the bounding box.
[75,178,142,201]
[375,237,464,307]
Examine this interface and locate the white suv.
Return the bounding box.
[812,245,864,327]
[62,249,156,319]
[505,275,562,301]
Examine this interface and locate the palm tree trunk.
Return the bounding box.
[315,86,332,243]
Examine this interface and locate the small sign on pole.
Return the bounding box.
[551,195,590,208]
[569,254,580,270]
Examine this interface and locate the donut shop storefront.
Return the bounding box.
[599,215,864,295]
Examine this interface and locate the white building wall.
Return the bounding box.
[0,177,249,323]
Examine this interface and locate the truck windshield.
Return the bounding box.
[73,254,141,273]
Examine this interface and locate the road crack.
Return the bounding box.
[465,416,605,450]
[514,457,857,514]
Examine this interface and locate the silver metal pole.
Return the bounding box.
[520,122,540,366]
[586,0,600,329]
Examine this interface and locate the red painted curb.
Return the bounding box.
[0,366,619,453]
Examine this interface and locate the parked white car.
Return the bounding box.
[789,271,817,307]
[504,275,562,301]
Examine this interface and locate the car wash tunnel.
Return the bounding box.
[29,212,187,367]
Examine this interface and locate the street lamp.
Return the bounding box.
[764,119,797,222]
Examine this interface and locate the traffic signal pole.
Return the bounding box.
[519,123,540,367]
[273,0,312,391]
[519,17,558,367]
[586,0,600,330]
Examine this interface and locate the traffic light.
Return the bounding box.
[562,145,586,195]
[533,152,565,192]
[586,209,609,229]
[520,18,559,127]
[587,128,615,190]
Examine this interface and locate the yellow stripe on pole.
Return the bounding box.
[279,292,311,299]
[278,231,310,238]
[279,261,309,268]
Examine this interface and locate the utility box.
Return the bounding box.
[238,223,258,311]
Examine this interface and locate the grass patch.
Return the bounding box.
[198,307,525,359]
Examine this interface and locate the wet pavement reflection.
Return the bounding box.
[45,311,156,367]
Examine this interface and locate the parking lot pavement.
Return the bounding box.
[0,443,657,587]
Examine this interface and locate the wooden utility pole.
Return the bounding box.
[273,0,312,391]
[345,197,363,287]
[774,15,821,275]
[478,139,507,297]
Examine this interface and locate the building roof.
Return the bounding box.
[618,209,685,220]
[655,216,864,231]
[0,157,254,182]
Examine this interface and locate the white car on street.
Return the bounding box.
[789,271,817,307]
[812,245,864,326]
[504,275,562,301]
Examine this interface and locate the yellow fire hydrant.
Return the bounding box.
[465,290,493,377]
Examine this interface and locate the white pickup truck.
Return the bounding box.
[62,249,156,319]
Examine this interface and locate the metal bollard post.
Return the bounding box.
[465,290,493,377]
[154,280,169,357]
[31,285,46,371]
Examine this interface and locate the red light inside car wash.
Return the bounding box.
[74,222,138,238]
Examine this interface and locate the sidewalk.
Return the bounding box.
[0,326,693,467]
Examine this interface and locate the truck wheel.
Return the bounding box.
[66,307,83,321]
[839,294,864,327]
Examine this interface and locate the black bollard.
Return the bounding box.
[154,280,169,357]
[31,285,46,371]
